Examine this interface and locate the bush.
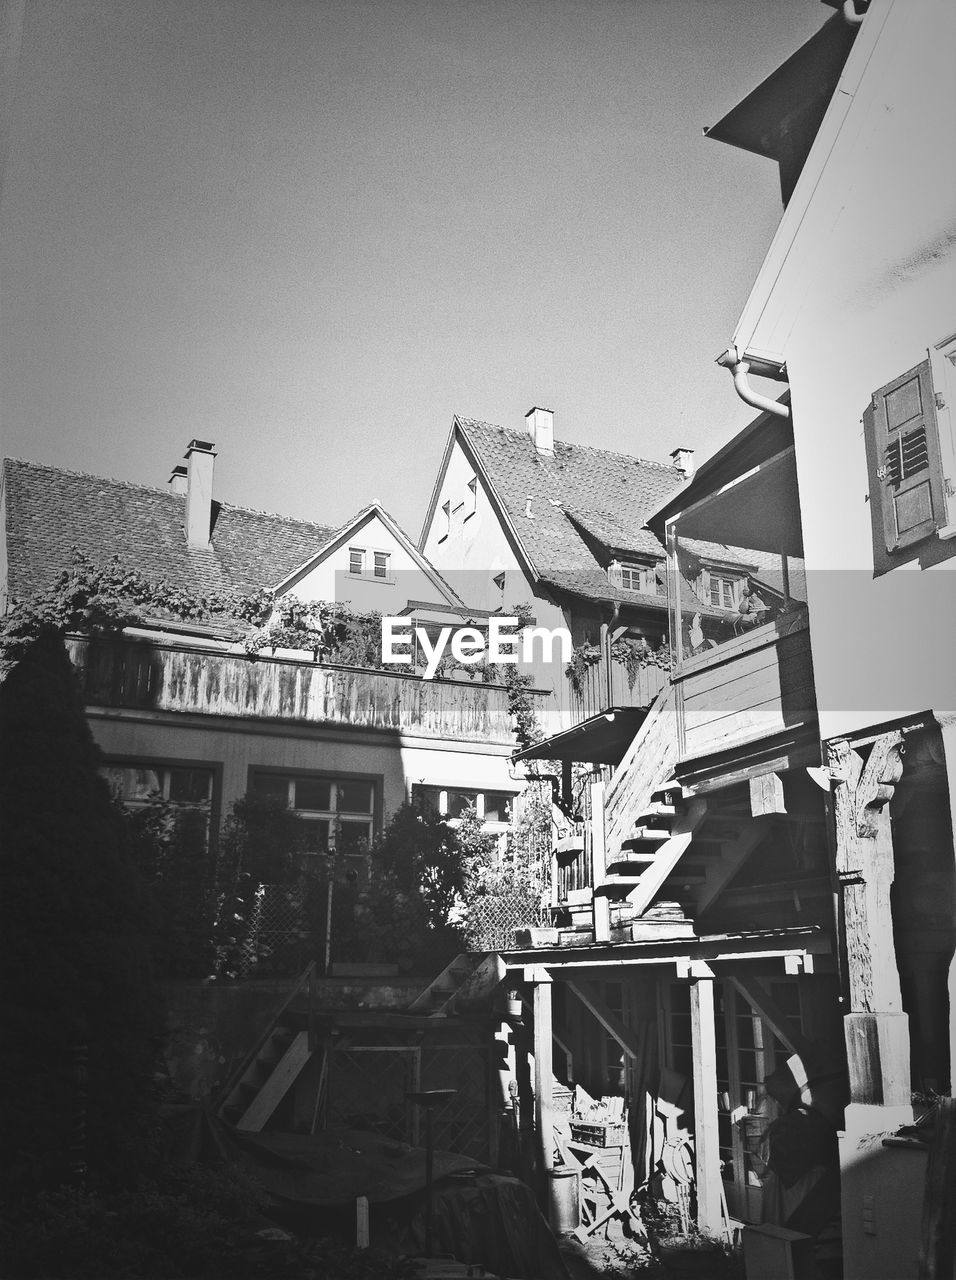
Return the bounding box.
[0,1164,421,1279]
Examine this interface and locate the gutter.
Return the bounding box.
[716,345,791,419]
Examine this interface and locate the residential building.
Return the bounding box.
[707,1,956,1275]
[495,3,955,1276]
[0,444,536,927]
[419,408,694,733]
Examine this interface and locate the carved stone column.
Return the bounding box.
[828,731,911,1107]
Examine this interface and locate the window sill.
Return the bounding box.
[345,572,396,585]
[463,510,476,523]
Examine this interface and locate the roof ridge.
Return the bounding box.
[454,419,679,472]
[3,455,334,533]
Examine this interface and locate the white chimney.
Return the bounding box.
[185,439,216,548]
[168,464,188,496]
[670,447,695,482]
[525,406,554,457]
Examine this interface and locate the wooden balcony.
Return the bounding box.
[569,655,668,724]
[66,634,535,745]
[674,612,815,761]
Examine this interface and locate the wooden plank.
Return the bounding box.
[604,685,679,857]
[750,772,786,816]
[236,1030,312,1131]
[355,1197,370,1249]
[689,978,724,1237]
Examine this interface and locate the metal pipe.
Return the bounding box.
[716,345,790,419]
[843,1,865,26]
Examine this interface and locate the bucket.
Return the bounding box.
[548,1166,580,1232]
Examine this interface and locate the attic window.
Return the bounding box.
[617,562,662,595]
[349,547,365,575]
[708,573,738,610]
[466,477,477,519]
[373,551,390,579]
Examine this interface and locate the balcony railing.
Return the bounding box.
[67,634,540,745]
[569,655,669,723]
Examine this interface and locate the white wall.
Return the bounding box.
[283,510,450,614]
[735,0,956,740]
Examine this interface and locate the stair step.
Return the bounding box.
[636,802,677,826]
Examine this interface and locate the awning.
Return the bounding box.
[513,706,649,767]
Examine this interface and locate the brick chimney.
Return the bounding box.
[168,464,188,496]
[670,447,695,482]
[525,406,554,457]
[185,439,216,548]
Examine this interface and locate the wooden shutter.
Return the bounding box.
[864,359,945,556]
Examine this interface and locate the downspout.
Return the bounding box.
[842,1,865,26]
[716,345,790,420]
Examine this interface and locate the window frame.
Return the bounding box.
[410,783,517,829]
[101,755,221,850]
[248,767,382,856]
[864,346,955,574]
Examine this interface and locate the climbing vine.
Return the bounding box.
[565,634,671,695]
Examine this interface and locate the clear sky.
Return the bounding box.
[1,0,826,539]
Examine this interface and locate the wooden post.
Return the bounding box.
[528,964,554,1206]
[689,974,723,1236]
[829,733,911,1107]
[590,779,609,943]
[355,1196,369,1248]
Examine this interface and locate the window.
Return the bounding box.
[466,477,478,519]
[348,546,392,581]
[864,354,951,571]
[104,762,213,810]
[411,784,515,827]
[251,771,375,853]
[440,501,451,540]
[708,573,738,610]
[618,562,662,595]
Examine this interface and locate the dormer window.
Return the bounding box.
[614,561,663,595]
[707,573,738,610]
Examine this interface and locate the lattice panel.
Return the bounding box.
[240,882,317,977]
[421,1045,491,1162]
[326,1048,420,1141]
[464,893,550,952]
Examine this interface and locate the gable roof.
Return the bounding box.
[274,501,465,608]
[445,417,683,607]
[1,457,338,604]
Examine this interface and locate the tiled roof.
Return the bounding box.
[2,457,336,603]
[456,418,681,599]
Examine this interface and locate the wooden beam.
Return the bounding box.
[590,779,610,943]
[564,978,644,1061]
[693,820,769,917]
[729,976,812,1057]
[750,771,786,816]
[689,978,724,1237]
[828,733,911,1107]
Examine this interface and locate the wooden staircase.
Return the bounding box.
[216,963,317,1131]
[406,952,506,1017]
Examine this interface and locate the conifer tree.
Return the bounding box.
[0,633,164,1195]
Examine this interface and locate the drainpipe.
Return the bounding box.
[842,1,865,26]
[716,345,790,420]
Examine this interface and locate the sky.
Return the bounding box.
[0,0,828,539]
